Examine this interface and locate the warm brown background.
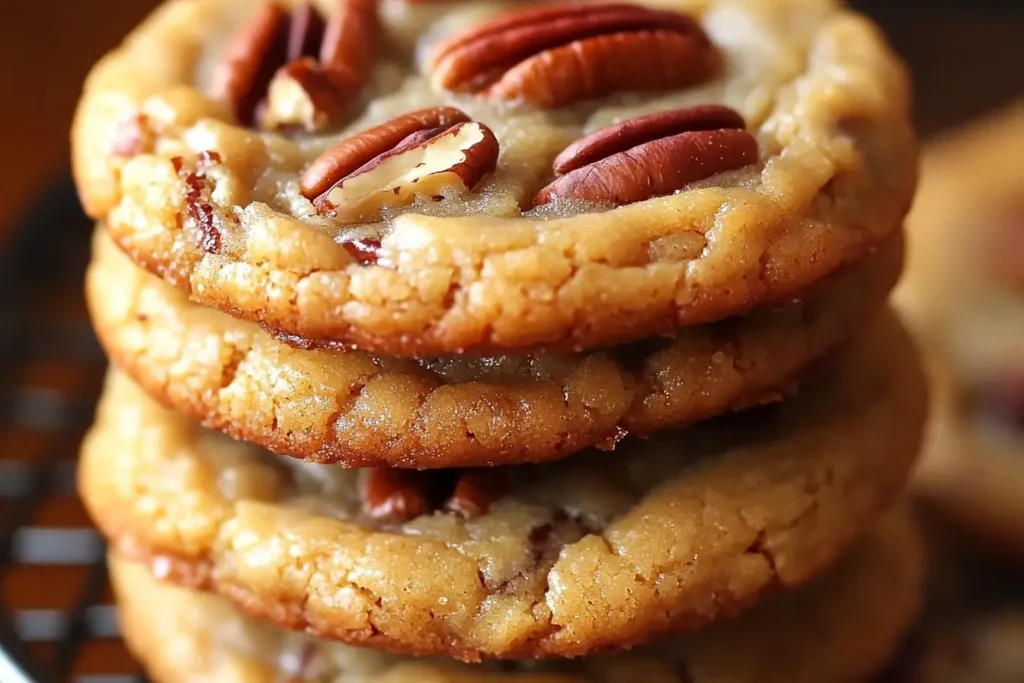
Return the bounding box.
[1,1,1022,233]
[0,0,162,231]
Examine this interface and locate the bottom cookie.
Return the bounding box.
[112,505,923,683]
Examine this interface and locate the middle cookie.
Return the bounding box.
[88,229,901,468]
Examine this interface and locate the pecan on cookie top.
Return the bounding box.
[210,0,378,132]
[73,0,916,356]
[424,2,718,108]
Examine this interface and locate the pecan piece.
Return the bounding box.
[361,469,503,523]
[444,471,505,518]
[534,105,758,206]
[361,469,432,522]
[178,151,224,254]
[210,0,376,131]
[301,107,499,223]
[426,3,716,108]
[301,106,468,196]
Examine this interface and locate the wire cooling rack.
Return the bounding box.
[0,173,144,683]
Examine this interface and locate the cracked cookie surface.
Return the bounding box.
[894,104,1024,555]
[88,228,901,468]
[73,0,915,356]
[111,505,923,683]
[80,311,925,659]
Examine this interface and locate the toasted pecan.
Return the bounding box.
[361,469,432,522]
[301,107,499,223]
[300,106,470,197]
[535,105,758,206]
[426,3,716,107]
[362,469,504,523]
[444,471,505,518]
[553,104,746,173]
[211,0,377,131]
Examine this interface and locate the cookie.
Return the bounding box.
[111,504,924,683]
[894,104,1024,554]
[79,310,926,660]
[73,0,916,356]
[87,227,902,468]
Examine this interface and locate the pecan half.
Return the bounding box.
[301,107,499,222]
[210,0,376,131]
[361,469,504,523]
[426,3,716,108]
[534,105,758,206]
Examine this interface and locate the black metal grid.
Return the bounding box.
[0,173,144,683]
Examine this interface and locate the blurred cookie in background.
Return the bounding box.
[895,103,1024,558]
[895,610,1024,683]
[875,504,1024,683]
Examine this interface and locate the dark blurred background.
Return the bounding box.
[0,0,1021,231]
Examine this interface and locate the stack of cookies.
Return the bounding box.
[72,0,925,680]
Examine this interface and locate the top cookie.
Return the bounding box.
[73,0,915,356]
